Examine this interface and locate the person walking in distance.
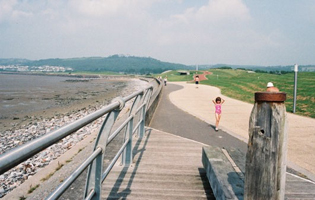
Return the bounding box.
[195,75,200,88]
[212,97,225,131]
[164,76,167,86]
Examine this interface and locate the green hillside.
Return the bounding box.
[0,55,191,74]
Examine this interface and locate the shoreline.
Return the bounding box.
[0,76,149,198]
[0,71,132,78]
[0,74,138,133]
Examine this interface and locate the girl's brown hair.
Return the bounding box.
[215,97,221,102]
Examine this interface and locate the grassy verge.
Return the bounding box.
[40,162,64,182]
[27,184,39,194]
[202,69,315,118]
[156,69,314,118]
[157,70,201,82]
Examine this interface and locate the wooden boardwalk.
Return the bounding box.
[285,173,315,199]
[102,128,215,199]
[101,128,315,199]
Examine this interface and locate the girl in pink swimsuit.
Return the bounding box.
[212,97,225,131]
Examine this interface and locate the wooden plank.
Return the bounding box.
[202,146,244,200]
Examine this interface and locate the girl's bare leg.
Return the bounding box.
[217,114,221,127]
[215,113,221,130]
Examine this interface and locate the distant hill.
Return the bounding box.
[1,56,314,73]
[0,55,192,74]
[0,58,30,65]
[197,64,315,72]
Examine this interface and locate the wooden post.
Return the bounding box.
[244,92,288,200]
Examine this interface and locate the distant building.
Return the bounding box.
[178,70,190,75]
[0,65,73,72]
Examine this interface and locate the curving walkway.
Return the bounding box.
[168,81,315,181]
[193,71,212,81]
[150,84,247,153]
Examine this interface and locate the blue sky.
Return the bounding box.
[0,0,314,66]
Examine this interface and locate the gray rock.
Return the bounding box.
[0,186,5,194]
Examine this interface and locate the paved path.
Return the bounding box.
[150,84,247,153]
[167,81,315,181]
[192,71,212,82]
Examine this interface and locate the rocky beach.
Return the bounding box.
[0,73,149,198]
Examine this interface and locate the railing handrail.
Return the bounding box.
[0,82,158,199]
[0,85,152,174]
[0,102,119,174]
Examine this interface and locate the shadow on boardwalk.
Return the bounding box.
[102,128,215,199]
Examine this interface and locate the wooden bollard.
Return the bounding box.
[244,92,288,200]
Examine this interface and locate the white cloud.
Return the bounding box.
[171,0,251,26]
[195,0,250,22]
[151,0,251,46]
[0,0,314,65]
[147,0,307,65]
[0,0,18,22]
[69,0,126,16]
[68,0,160,18]
[0,0,62,23]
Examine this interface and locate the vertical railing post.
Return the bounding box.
[138,87,152,138]
[244,92,288,200]
[129,92,143,135]
[138,103,146,138]
[84,97,124,200]
[92,150,103,199]
[123,117,133,166]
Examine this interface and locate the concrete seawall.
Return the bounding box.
[145,78,163,126]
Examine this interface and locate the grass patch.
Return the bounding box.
[202,69,315,118]
[40,146,86,182]
[40,162,64,182]
[28,184,40,194]
[40,172,54,182]
[161,69,315,118]
[157,70,201,82]
[55,162,64,171]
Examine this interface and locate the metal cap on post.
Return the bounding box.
[255,92,286,102]
[294,64,298,72]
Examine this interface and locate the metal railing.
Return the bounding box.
[0,83,156,200]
